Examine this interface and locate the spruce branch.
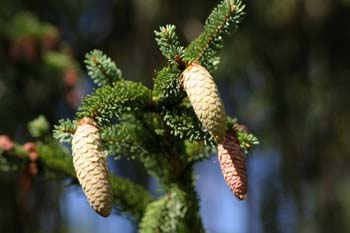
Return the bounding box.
[184,140,214,164]
[152,66,186,104]
[235,127,259,154]
[36,142,76,177]
[184,0,245,72]
[139,196,167,233]
[155,25,185,67]
[53,119,77,143]
[76,80,152,124]
[54,118,149,159]
[139,186,188,233]
[28,115,50,138]
[101,123,149,159]
[109,174,153,220]
[0,141,153,219]
[226,117,260,154]
[162,104,214,145]
[54,117,175,186]
[153,26,186,108]
[85,50,123,87]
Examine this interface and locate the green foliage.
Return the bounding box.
[227,116,260,154]
[0,157,10,172]
[155,25,185,65]
[0,138,153,219]
[0,11,81,134]
[53,116,174,184]
[102,115,175,184]
[184,0,245,72]
[76,80,152,124]
[184,140,214,163]
[85,49,123,87]
[28,115,50,138]
[139,186,188,233]
[4,12,61,40]
[162,104,214,145]
[152,66,185,104]
[43,52,77,70]
[0,153,18,172]
[36,141,76,177]
[53,119,76,143]
[101,122,146,158]
[37,139,154,218]
[5,12,41,39]
[236,130,260,154]
[139,196,167,233]
[109,174,153,220]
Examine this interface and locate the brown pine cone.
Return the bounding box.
[72,117,113,217]
[218,129,248,200]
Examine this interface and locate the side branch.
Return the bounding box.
[85,50,123,87]
[77,80,152,124]
[184,0,245,70]
[0,142,153,219]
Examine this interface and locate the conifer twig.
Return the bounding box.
[0,142,153,219]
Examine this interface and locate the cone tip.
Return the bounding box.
[78,117,98,128]
[96,205,112,217]
[237,194,247,200]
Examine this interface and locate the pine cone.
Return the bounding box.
[218,129,248,200]
[181,62,227,143]
[72,117,113,217]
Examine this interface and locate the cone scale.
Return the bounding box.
[72,117,113,217]
[181,62,227,144]
[218,129,248,200]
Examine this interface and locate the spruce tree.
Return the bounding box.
[0,0,259,231]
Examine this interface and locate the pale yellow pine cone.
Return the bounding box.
[181,62,227,144]
[218,129,248,200]
[72,117,113,217]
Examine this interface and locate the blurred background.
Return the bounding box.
[0,0,350,232]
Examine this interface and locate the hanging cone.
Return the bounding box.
[218,129,248,200]
[72,117,113,217]
[180,62,227,144]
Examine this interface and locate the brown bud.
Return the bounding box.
[23,142,36,152]
[0,135,14,151]
[28,151,39,162]
[64,67,79,88]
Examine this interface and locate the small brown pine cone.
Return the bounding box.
[218,129,248,200]
[72,117,113,217]
[181,62,227,144]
